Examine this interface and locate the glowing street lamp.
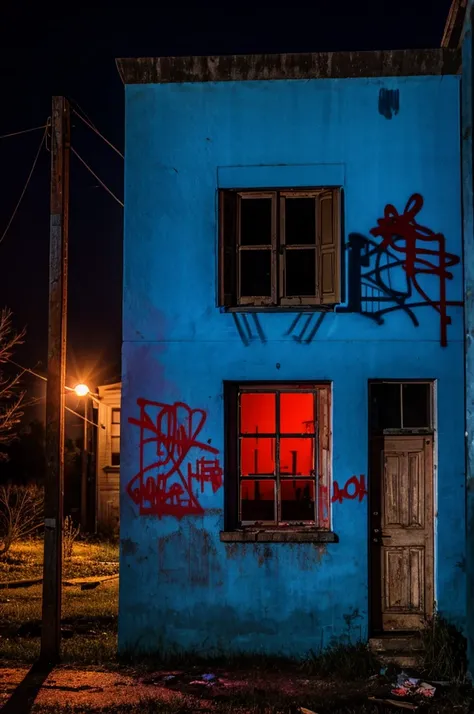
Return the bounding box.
[74,383,90,397]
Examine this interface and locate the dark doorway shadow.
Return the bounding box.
[1,661,53,713]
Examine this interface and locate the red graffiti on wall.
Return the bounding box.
[318,475,367,525]
[369,193,460,347]
[127,399,223,518]
[332,474,367,504]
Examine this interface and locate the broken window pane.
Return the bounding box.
[280,438,314,476]
[241,479,275,521]
[240,197,272,246]
[240,392,276,434]
[285,198,316,245]
[281,480,315,521]
[240,250,271,297]
[280,392,315,434]
[285,249,316,296]
[402,383,431,428]
[240,438,275,476]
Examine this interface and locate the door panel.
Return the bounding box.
[372,435,433,632]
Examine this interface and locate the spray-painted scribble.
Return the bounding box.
[127,399,222,518]
[287,194,461,346]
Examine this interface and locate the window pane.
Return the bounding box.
[241,479,275,521]
[240,197,272,246]
[370,383,401,430]
[111,452,120,466]
[285,197,316,245]
[111,423,120,437]
[402,383,431,428]
[281,480,315,521]
[240,250,271,297]
[285,249,316,296]
[280,392,315,434]
[280,438,314,476]
[112,409,120,424]
[240,392,276,434]
[241,437,275,475]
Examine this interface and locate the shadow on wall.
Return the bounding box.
[231,194,462,348]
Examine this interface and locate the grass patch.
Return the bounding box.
[0,578,118,664]
[306,641,379,680]
[421,614,468,683]
[0,538,119,582]
[0,581,118,630]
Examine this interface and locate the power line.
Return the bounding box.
[0,124,48,247]
[72,109,124,159]
[71,146,124,207]
[0,124,47,141]
[67,97,98,131]
[65,405,96,427]
[7,358,46,381]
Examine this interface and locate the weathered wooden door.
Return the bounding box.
[370,435,434,632]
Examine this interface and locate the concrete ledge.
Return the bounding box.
[220,530,338,543]
[116,49,460,85]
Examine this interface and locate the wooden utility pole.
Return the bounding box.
[40,96,70,663]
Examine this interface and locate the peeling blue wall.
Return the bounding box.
[120,75,465,656]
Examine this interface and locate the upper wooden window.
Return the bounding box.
[218,188,342,308]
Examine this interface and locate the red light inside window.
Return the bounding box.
[280,392,315,433]
[240,392,275,434]
[240,437,275,476]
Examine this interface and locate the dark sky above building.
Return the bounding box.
[0,0,452,389]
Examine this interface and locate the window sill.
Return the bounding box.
[220,529,338,544]
[103,465,120,473]
[221,305,337,314]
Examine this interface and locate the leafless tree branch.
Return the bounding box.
[0,484,44,556]
[0,309,26,457]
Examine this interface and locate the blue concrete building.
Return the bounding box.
[116,49,466,657]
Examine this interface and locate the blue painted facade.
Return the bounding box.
[120,72,466,656]
[461,0,474,677]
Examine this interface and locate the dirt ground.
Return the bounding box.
[0,664,472,714]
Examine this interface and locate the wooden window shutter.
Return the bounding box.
[218,190,237,307]
[317,384,331,530]
[318,189,341,305]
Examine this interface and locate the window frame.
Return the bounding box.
[224,382,333,536]
[369,380,434,435]
[110,407,121,467]
[218,187,342,309]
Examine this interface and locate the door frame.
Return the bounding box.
[367,379,436,636]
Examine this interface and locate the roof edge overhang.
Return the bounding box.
[116,49,461,85]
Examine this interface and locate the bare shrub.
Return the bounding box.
[0,484,44,557]
[63,516,80,560]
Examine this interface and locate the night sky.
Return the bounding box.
[0,1,452,391]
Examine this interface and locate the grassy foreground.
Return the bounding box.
[0,538,118,663]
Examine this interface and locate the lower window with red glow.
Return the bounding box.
[225,384,332,530]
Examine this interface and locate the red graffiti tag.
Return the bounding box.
[332,474,367,504]
[370,193,461,347]
[127,399,223,518]
[318,475,367,525]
